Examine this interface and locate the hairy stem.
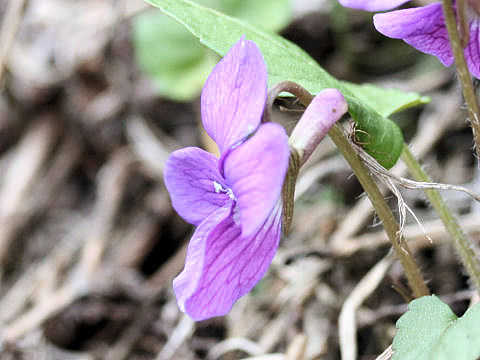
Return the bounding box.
[328,125,429,298]
[402,145,480,292]
[441,0,480,160]
[274,81,429,297]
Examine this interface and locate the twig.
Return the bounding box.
[0,117,57,273]
[0,0,28,84]
[331,213,480,257]
[105,305,155,360]
[258,312,291,353]
[207,337,263,359]
[126,116,172,179]
[285,334,308,360]
[145,243,188,293]
[294,157,349,201]
[0,219,85,324]
[1,150,134,342]
[338,255,394,360]
[375,345,393,360]
[155,315,195,360]
[2,284,79,342]
[241,355,285,360]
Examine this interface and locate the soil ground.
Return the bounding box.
[0,1,478,359]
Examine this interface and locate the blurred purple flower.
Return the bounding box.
[339,0,410,11]
[339,0,480,78]
[164,37,289,320]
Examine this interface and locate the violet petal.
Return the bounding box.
[223,123,289,237]
[339,0,411,11]
[164,147,231,226]
[374,3,454,66]
[465,18,480,79]
[201,36,267,154]
[173,201,282,321]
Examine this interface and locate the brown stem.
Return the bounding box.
[457,0,469,48]
[442,0,480,160]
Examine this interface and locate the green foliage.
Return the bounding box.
[133,12,218,101]
[342,83,430,118]
[211,0,291,33]
[132,0,290,101]
[393,295,480,360]
[142,0,429,168]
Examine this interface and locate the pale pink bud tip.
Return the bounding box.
[290,88,348,164]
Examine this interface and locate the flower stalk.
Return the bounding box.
[441,0,480,160]
[278,81,430,298]
[328,125,430,298]
[401,145,480,292]
[282,147,301,234]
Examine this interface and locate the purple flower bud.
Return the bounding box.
[289,89,348,165]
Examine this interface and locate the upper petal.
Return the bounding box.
[173,201,282,321]
[223,122,289,237]
[164,147,231,226]
[338,0,411,11]
[373,3,454,66]
[465,18,480,79]
[201,36,267,154]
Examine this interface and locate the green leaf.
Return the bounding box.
[132,0,290,101]
[213,0,291,33]
[143,0,428,168]
[393,295,480,360]
[133,12,218,101]
[144,0,337,91]
[342,82,430,118]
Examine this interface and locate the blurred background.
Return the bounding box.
[0,0,478,359]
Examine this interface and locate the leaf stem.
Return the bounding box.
[401,145,480,292]
[276,81,430,298]
[441,0,480,160]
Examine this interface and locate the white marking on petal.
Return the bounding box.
[226,188,236,200]
[213,180,237,201]
[213,181,223,193]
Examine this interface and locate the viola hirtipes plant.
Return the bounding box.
[338,0,480,78]
[164,37,347,320]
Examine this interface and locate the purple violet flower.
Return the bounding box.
[164,37,290,320]
[338,0,480,78]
